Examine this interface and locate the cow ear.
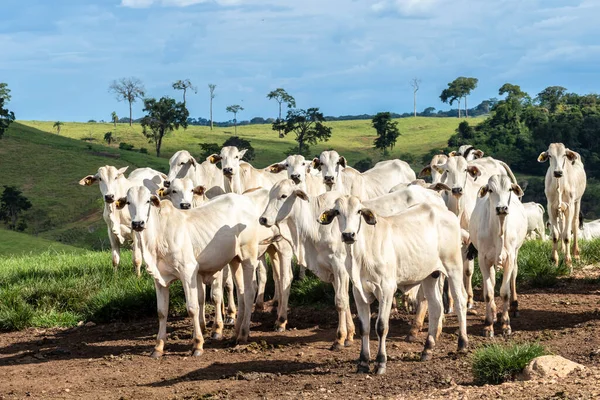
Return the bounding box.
[318,209,339,225]
[467,165,481,179]
[189,157,197,166]
[418,165,431,178]
[238,149,248,159]
[312,158,321,170]
[537,152,549,163]
[429,182,451,192]
[157,187,169,197]
[565,149,579,164]
[150,195,161,207]
[360,209,377,225]
[259,234,283,245]
[448,151,457,157]
[268,163,286,173]
[209,154,222,164]
[511,184,524,198]
[79,175,98,186]
[478,185,489,198]
[117,166,129,176]
[472,149,484,159]
[193,185,206,196]
[159,173,168,181]
[115,197,128,209]
[338,156,347,168]
[294,189,309,202]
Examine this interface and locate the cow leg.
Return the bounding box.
[499,255,516,337]
[353,285,372,373]
[481,259,496,338]
[446,261,469,354]
[182,271,204,356]
[196,275,207,333]
[374,284,395,375]
[269,248,282,310]
[345,306,355,347]
[229,259,245,340]
[420,276,443,362]
[255,256,267,310]
[563,203,576,271]
[108,229,120,270]
[331,268,350,351]
[463,254,475,310]
[151,281,170,358]
[273,246,293,332]
[510,249,520,318]
[210,270,224,340]
[223,265,236,327]
[407,286,427,342]
[548,203,560,265]
[573,200,582,262]
[238,258,258,344]
[132,234,142,277]
[441,276,454,314]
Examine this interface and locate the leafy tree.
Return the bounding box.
[199,143,221,160]
[0,97,15,139]
[0,186,32,231]
[354,158,373,172]
[440,77,478,118]
[423,106,436,116]
[109,77,145,127]
[372,112,401,155]
[199,136,255,161]
[23,208,54,236]
[226,104,244,134]
[410,78,421,117]
[275,108,332,155]
[104,131,114,145]
[536,86,567,113]
[267,88,296,138]
[440,85,462,118]
[0,83,11,103]
[172,79,197,105]
[111,111,118,127]
[141,97,189,157]
[53,121,63,134]
[208,84,216,130]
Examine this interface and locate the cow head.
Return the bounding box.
[452,145,484,161]
[318,195,377,244]
[478,174,524,216]
[160,178,205,210]
[209,146,247,179]
[165,150,197,187]
[79,165,129,204]
[313,150,346,190]
[115,186,160,232]
[268,155,308,185]
[419,153,449,183]
[433,156,481,198]
[259,179,309,227]
[538,143,580,179]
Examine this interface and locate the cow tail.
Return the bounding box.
[579,211,584,230]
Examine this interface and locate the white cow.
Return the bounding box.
[538,143,586,270]
[318,196,468,373]
[450,145,484,161]
[165,150,225,199]
[418,153,449,184]
[312,150,416,197]
[523,202,546,241]
[116,186,280,356]
[469,175,527,337]
[579,220,600,240]
[79,166,166,276]
[268,155,327,196]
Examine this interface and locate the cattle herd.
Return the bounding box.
[77,142,589,375]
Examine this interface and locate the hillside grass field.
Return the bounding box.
[0,229,82,256]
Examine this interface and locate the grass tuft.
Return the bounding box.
[472,342,548,385]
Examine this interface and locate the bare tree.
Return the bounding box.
[109,77,145,126]
[410,78,421,117]
[208,84,216,130]
[172,79,197,105]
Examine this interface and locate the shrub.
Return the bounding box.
[119,142,135,151]
[472,342,547,385]
[139,148,148,154]
[353,158,373,172]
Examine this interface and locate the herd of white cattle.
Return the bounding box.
[77,142,591,374]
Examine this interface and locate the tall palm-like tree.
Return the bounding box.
[53,121,63,134]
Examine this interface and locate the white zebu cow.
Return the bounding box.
[469,175,527,337]
[523,202,546,241]
[318,195,468,373]
[450,145,484,161]
[116,186,280,356]
[538,143,586,270]
[79,166,166,276]
[418,153,449,184]
[268,155,327,196]
[579,220,600,240]
[312,150,416,197]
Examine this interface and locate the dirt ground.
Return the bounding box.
[3,269,600,399]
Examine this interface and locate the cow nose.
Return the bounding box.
[104,194,115,203]
[132,221,145,231]
[324,176,334,183]
[163,180,171,188]
[342,232,356,243]
[496,206,508,215]
[180,203,191,210]
[223,168,233,176]
[259,217,268,226]
[291,173,300,181]
[554,170,563,178]
[452,187,463,196]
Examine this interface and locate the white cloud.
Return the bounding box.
[121,0,240,7]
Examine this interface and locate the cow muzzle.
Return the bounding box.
[104,194,115,203]
[259,217,271,227]
[132,221,145,232]
[496,206,508,215]
[451,187,463,197]
[223,168,233,177]
[324,176,335,186]
[180,203,191,210]
[554,170,563,178]
[291,174,301,184]
[163,180,171,188]
[342,232,356,244]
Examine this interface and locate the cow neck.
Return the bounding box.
[289,194,324,244]
[137,205,162,260]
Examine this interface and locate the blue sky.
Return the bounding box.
[2,0,599,122]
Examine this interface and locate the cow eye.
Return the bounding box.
[172,190,177,194]
[235,156,239,159]
[98,178,102,181]
[147,200,150,204]
[488,189,493,193]
[281,194,288,199]
[180,162,185,165]
[285,164,289,167]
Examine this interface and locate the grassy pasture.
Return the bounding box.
[0,229,82,256]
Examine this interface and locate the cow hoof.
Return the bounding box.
[275,326,285,333]
[374,365,387,375]
[330,342,343,351]
[405,334,419,343]
[356,364,370,374]
[211,333,223,341]
[420,352,432,362]
[467,309,478,316]
[503,328,512,337]
[512,310,519,318]
[344,339,353,347]
[484,330,494,338]
[150,350,163,359]
[255,303,265,312]
[224,317,235,327]
[445,307,454,315]
[192,349,204,357]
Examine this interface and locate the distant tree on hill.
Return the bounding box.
[104,131,114,145]
[267,88,296,138]
[111,111,118,127]
[275,108,332,155]
[109,77,145,127]
[198,136,255,162]
[0,186,32,231]
[53,121,63,134]
[410,78,421,117]
[172,79,197,105]
[0,98,15,139]
[372,112,401,155]
[226,104,244,134]
[354,158,373,172]
[440,77,478,118]
[423,106,436,116]
[208,84,216,130]
[536,86,567,113]
[141,97,189,157]
[0,83,11,103]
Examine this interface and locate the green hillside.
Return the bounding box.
[0,229,81,256]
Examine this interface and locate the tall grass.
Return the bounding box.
[472,342,547,385]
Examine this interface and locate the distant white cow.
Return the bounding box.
[79,166,166,276]
[312,150,416,197]
[538,143,587,270]
[450,145,484,161]
[579,220,600,240]
[523,202,546,241]
[318,196,468,372]
[469,175,527,337]
[268,155,327,196]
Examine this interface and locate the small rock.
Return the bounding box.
[297,352,304,357]
[64,389,70,393]
[85,321,96,327]
[77,321,84,327]
[304,383,315,390]
[520,355,586,381]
